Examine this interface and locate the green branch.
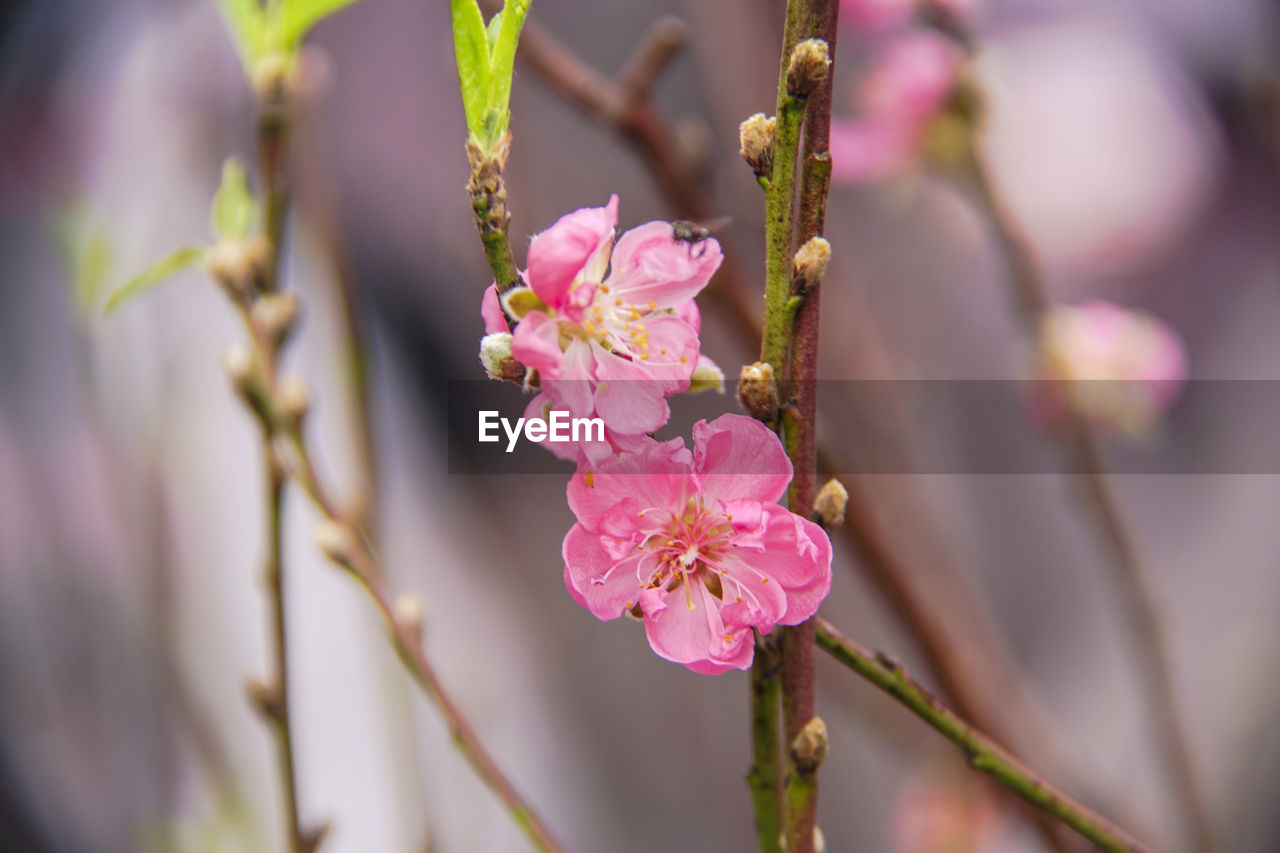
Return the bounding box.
[815,617,1152,853]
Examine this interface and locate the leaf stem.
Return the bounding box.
[815,618,1151,853]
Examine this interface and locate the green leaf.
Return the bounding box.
[210,159,260,242]
[450,0,492,141]
[486,0,530,140]
[485,9,504,53]
[104,247,206,314]
[278,0,362,49]
[215,0,271,67]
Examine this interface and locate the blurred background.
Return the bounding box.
[2,0,1279,851]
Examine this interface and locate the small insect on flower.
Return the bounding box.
[671,216,731,259]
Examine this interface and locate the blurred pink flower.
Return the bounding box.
[890,774,1002,853]
[563,414,833,674]
[830,31,963,181]
[840,0,979,33]
[1036,300,1187,437]
[484,196,723,465]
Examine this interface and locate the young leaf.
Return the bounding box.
[485,9,504,53]
[215,0,271,67]
[487,0,530,141]
[450,0,492,142]
[210,159,260,242]
[278,0,362,49]
[104,247,206,314]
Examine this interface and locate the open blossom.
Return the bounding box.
[830,31,963,182]
[563,414,833,674]
[481,195,723,465]
[1035,300,1186,436]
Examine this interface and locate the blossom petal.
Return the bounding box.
[607,221,724,308]
[721,505,833,625]
[527,196,618,307]
[566,436,692,532]
[644,582,724,665]
[481,283,509,333]
[693,414,792,505]
[563,523,645,621]
[510,311,564,375]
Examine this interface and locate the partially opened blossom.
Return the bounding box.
[480,196,723,465]
[563,414,833,675]
[1035,300,1186,437]
[830,31,964,182]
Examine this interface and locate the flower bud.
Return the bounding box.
[276,375,310,429]
[793,236,831,294]
[315,520,359,570]
[252,53,291,104]
[219,342,254,389]
[479,332,526,384]
[787,39,831,99]
[688,356,725,394]
[812,478,848,531]
[739,113,776,178]
[393,592,425,642]
[206,240,255,298]
[790,716,828,774]
[245,677,282,722]
[251,291,300,352]
[737,362,779,423]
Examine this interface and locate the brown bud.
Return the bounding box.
[812,478,848,531]
[206,240,254,298]
[251,291,300,352]
[276,375,310,428]
[467,136,511,237]
[790,716,828,774]
[786,39,830,99]
[393,593,425,642]
[315,520,359,571]
[793,237,831,294]
[737,362,779,423]
[245,677,282,722]
[738,113,777,178]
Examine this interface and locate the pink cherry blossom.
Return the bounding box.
[562,414,833,675]
[482,196,723,465]
[831,31,963,181]
[1035,300,1186,437]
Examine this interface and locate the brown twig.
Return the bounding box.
[961,138,1220,853]
[279,422,567,853]
[248,91,317,853]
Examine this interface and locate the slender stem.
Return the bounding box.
[963,140,1220,853]
[264,448,306,853]
[251,93,312,853]
[747,635,783,853]
[815,618,1150,853]
[258,100,290,294]
[277,420,567,853]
